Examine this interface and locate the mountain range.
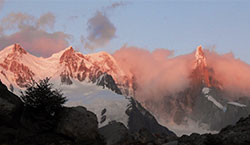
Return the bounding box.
[0,43,250,136]
[0,43,134,95]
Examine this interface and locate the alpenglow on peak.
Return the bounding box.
[195,45,207,67]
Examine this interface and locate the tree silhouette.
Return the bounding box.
[20,77,67,116]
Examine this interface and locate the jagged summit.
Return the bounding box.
[190,45,211,87]
[195,45,207,68]
[12,43,27,54]
[192,46,223,89]
[59,46,84,64]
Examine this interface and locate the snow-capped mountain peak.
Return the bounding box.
[0,44,133,95]
[59,46,83,64]
[0,44,36,87]
[0,43,27,61]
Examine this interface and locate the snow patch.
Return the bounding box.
[227,102,246,107]
[202,87,210,95]
[205,95,226,111]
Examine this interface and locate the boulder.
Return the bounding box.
[56,106,98,141]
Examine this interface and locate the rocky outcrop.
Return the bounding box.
[96,73,122,95]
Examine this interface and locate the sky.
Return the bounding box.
[0,0,250,63]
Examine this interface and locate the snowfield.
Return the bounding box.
[52,79,130,128]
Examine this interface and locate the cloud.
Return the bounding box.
[113,46,194,101]
[0,12,35,30]
[205,50,250,97]
[113,45,250,101]
[0,12,71,57]
[84,11,116,50]
[35,12,55,30]
[81,1,128,50]
[0,27,70,57]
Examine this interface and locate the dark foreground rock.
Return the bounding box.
[56,106,99,141]
[99,120,177,145]
[218,115,250,145]
[0,81,23,126]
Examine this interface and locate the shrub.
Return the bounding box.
[20,77,67,116]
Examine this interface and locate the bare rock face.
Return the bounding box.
[0,80,23,125]
[56,106,99,141]
[126,98,176,137]
[96,73,122,95]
